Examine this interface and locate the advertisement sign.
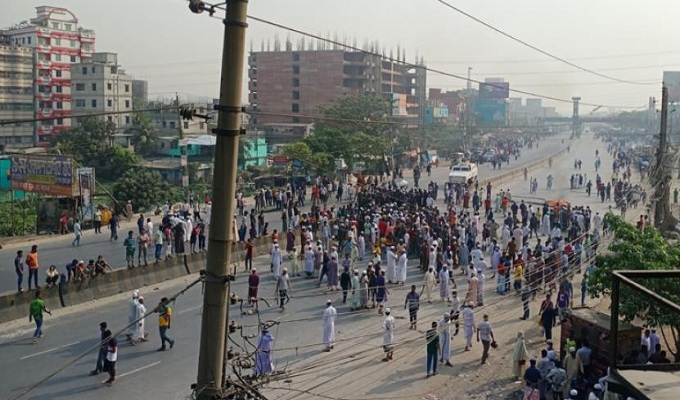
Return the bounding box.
[664,71,680,102]
[475,99,507,126]
[272,156,289,167]
[10,155,74,196]
[479,82,510,99]
[391,93,408,117]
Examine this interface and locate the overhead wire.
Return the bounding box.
[433,0,657,86]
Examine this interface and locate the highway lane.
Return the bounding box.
[0,133,568,295]
[0,130,627,400]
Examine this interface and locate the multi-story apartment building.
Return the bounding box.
[0,34,34,148]
[2,6,95,146]
[248,49,426,127]
[71,52,134,129]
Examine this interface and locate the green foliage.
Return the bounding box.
[589,214,680,358]
[111,167,171,211]
[0,198,37,236]
[126,112,159,157]
[48,117,140,182]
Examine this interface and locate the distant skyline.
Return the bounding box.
[3,0,679,113]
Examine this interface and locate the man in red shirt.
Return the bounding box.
[26,245,39,290]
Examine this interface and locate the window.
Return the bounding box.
[27,37,31,45]
[107,99,112,107]
[292,104,299,113]
[82,67,87,75]
[292,117,300,123]
[183,122,189,129]
[292,78,299,87]
[84,44,91,51]
[65,24,72,31]
[70,55,77,62]
[107,116,113,122]
[124,84,130,93]
[107,82,112,90]
[91,99,97,108]
[293,65,300,74]
[56,118,64,125]
[21,37,25,44]
[91,66,96,73]
[70,40,76,47]
[292,52,300,61]
[54,54,61,62]
[162,121,167,128]
[125,116,131,124]
[54,38,61,46]
[52,22,60,29]
[55,86,63,93]
[91,83,97,91]
[169,121,176,128]
[125,100,130,108]
[75,83,85,91]
[199,122,205,130]
[55,70,62,78]
[56,102,63,109]
[75,99,85,107]
[292,91,300,100]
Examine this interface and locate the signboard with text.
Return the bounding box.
[479,82,510,99]
[10,155,75,196]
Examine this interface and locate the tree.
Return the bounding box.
[127,112,159,157]
[111,167,171,211]
[588,214,680,360]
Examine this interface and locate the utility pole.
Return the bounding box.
[194,0,248,398]
[654,85,673,229]
[176,92,184,140]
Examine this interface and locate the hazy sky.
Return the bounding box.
[3,0,680,114]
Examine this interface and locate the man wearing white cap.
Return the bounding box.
[563,346,584,398]
[386,246,397,283]
[395,248,408,285]
[382,308,395,362]
[270,242,282,278]
[322,300,337,352]
[438,313,453,367]
[588,384,603,400]
[566,389,578,400]
[274,268,291,311]
[126,290,140,341]
[131,296,147,345]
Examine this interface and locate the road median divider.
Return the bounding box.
[0,230,293,324]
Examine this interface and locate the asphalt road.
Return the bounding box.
[0,129,629,400]
[0,133,568,296]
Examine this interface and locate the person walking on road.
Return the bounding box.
[103,328,118,385]
[156,297,175,351]
[254,325,275,376]
[15,250,24,293]
[109,212,119,241]
[404,284,420,330]
[382,308,395,362]
[275,268,291,311]
[126,290,140,341]
[29,290,50,343]
[438,313,453,367]
[248,268,260,309]
[26,245,39,290]
[123,231,136,269]
[462,302,475,351]
[426,320,439,378]
[72,219,82,247]
[322,299,337,352]
[477,313,495,365]
[91,321,110,375]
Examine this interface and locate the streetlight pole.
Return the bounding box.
[194,0,248,398]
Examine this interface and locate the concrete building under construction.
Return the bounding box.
[248,44,426,128]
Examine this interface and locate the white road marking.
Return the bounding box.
[117,361,161,378]
[177,304,202,315]
[21,340,81,360]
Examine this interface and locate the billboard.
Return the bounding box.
[391,93,408,116]
[479,82,510,99]
[10,155,75,196]
[664,71,680,102]
[475,99,507,126]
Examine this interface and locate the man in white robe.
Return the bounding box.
[382,308,396,362]
[255,326,275,376]
[439,266,450,302]
[423,267,436,303]
[438,313,453,367]
[126,289,139,340]
[462,302,475,351]
[386,246,397,283]
[270,244,282,278]
[132,296,147,345]
[322,300,337,352]
[396,249,408,284]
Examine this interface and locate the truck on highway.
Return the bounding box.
[448,159,478,185]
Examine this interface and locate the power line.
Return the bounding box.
[428,49,680,65]
[243,13,646,109]
[433,0,657,86]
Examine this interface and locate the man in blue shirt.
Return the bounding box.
[523,358,542,400]
[404,285,420,330]
[15,250,24,292]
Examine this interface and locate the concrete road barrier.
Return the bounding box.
[0,231,294,324]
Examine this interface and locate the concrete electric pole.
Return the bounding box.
[192,0,248,398]
[653,85,674,230]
